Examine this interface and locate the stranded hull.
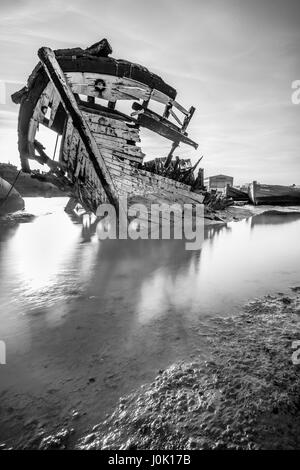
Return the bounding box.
[249,182,300,206]
[12,39,205,221]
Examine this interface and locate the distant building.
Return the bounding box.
[204,174,234,193]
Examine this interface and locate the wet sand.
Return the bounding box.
[207,203,300,225]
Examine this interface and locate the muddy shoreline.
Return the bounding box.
[0,203,279,228]
[1,201,299,229]
[206,204,300,225]
[2,289,300,450]
[75,289,300,450]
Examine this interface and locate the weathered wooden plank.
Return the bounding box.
[33,82,54,121]
[66,72,152,102]
[49,90,61,128]
[65,73,188,115]
[105,160,137,177]
[101,155,204,204]
[102,156,196,195]
[74,143,85,178]
[101,148,143,164]
[86,121,140,141]
[133,105,198,148]
[94,136,144,157]
[112,151,142,163]
[61,117,74,162]
[57,55,177,99]
[82,111,136,130]
[78,100,136,123]
[169,108,182,126]
[141,89,189,118]
[104,148,143,163]
[38,46,122,213]
[172,100,189,116]
[32,93,48,123]
[68,79,144,102]
[63,117,143,183]
[94,133,129,147]
[105,155,137,170]
[97,145,144,162]
[28,118,39,144]
[110,171,202,207]
[181,106,195,132]
[92,130,141,147]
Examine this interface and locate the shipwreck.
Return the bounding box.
[12,39,209,222]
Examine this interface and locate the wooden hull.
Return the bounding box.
[226,185,249,202]
[61,114,204,212]
[12,40,203,216]
[249,182,300,206]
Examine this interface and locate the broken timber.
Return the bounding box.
[131,103,198,149]
[12,39,205,218]
[38,47,122,215]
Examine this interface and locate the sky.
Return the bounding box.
[0,0,299,185]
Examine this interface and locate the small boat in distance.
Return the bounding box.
[249,181,300,206]
[226,185,250,202]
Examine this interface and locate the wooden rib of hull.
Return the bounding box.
[38,47,123,214]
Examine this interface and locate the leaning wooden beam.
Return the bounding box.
[77,98,137,123]
[132,103,198,148]
[37,47,122,215]
[182,106,195,132]
[164,141,179,168]
[34,139,67,171]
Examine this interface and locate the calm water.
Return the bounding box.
[1,197,300,443]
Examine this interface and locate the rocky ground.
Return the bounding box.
[206,204,300,225]
[4,288,299,450]
[205,204,255,224]
[0,164,64,198]
[0,212,35,226]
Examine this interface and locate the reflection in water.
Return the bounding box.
[251,210,300,227]
[1,198,300,443]
[0,203,98,310]
[1,200,300,333]
[0,199,100,344]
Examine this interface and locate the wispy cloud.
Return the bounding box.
[0,0,299,184]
